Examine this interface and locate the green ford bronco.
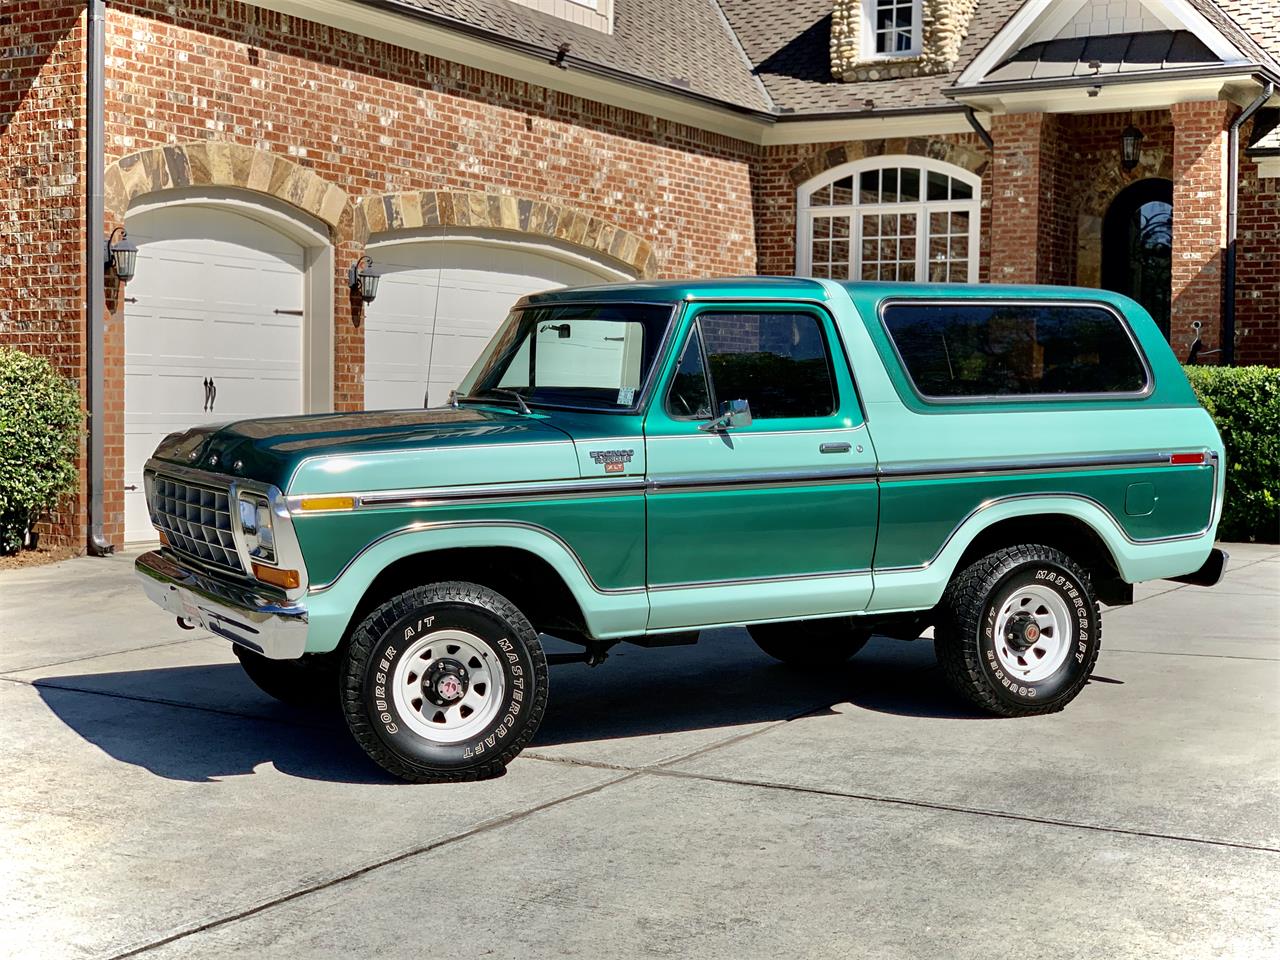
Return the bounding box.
[135,277,1227,782]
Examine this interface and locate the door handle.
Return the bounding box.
[124,484,138,492]
[203,377,211,411]
[209,377,216,412]
[819,442,851,454]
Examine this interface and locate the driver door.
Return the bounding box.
[643,303,878,630]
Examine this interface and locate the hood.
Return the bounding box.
[151,407,580,494]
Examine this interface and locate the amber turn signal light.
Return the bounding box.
[253,563,300,589]
[298,496,356,512]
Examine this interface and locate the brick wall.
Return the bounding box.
[1237,144,1280,367]
[0,2,86,548]
[1170,100,1232,358]
[989,112,1059,284]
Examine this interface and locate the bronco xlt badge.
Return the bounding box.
[589,449,634,474]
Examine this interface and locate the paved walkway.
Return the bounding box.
[1,544,1277,959]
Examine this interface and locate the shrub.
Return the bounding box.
[1183,365,1280,543]
[0,348,82,553]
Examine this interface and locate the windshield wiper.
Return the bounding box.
[470,388,531,415]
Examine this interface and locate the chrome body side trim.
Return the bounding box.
[134,549,308,659]
[649,567,872,592]
[306,519,648,596]
[877,450,1175,482]
[292,477,647,513]
[648,466,878,493]
[876,297,1156,404]
[288,449,1206,512]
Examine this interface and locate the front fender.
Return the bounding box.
[867,494,1217,614]
[301,521,650,653]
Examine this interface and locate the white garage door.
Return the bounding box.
[363,241,617,410]
[124,206,306,542]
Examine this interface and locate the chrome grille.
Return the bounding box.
[151,474,245,575]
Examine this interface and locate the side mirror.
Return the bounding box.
[699,398,752,432]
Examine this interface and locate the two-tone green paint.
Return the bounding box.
[147,277,1224,656]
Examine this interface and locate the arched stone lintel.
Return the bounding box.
[1074,154,1174,287]
[355,190,660,279]
[104,143,349,230]
[787,137,991,187]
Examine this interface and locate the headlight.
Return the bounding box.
[237,494,276,563]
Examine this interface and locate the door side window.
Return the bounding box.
[666,324,713,419]
[696,312,837,419]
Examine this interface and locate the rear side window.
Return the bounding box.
[881,302,1149,399]
[669,312,836,420]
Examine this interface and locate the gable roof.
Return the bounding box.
[384,0,774,114]
[373,0,1275,119]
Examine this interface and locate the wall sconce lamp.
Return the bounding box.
[347,255,382,305]
[1121,123,1144,171]
[104,227,138,283]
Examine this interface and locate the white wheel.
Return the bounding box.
[991,583,1074,684]
[391,629,507,745]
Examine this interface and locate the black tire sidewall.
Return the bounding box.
[360,599,539,771]
[977,561,1098,708]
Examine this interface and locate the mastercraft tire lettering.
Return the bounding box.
[342,582,549,783]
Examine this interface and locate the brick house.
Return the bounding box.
[2,0,1278,552]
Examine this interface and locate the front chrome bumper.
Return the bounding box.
[135,550,308,659]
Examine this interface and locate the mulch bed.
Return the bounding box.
[0,545,82,571]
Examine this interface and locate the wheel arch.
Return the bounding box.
[869,495,1142,613]
[951,511,1130,606]
[302,523,648,653]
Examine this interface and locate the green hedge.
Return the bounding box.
[0,348,82,554]
[1184,365,1280,543]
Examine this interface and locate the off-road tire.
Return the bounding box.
[935,544,1101,717]
[747,617,871,666]
[341,581,549,783]
[234,645,340,708]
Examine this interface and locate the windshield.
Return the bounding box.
[458,302,675,411]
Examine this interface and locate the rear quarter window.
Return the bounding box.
[881,301,1149,399]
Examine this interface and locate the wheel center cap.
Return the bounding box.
[422,658,469,706]
[1005,614,1040,652]
[437,675,463,701]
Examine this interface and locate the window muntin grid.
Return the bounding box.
[798,158,980,286]
[865,0,921,57]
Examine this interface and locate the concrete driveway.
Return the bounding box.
[1,544,1277,959]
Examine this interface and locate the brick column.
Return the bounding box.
[1170,100,1232,358]
[990,112,1060,284]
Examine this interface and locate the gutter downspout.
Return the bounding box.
[86,0,112,555]
[1224,79,1274,366]
[964,106,994,151]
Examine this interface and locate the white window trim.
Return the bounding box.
[795,155,982,285]
[860,0,923,60]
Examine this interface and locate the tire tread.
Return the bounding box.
[341,581,549,784]
[934,544,1101,717]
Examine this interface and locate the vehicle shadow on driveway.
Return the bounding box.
[32,631,992,783]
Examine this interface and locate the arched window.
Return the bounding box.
[797,157,981,284]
